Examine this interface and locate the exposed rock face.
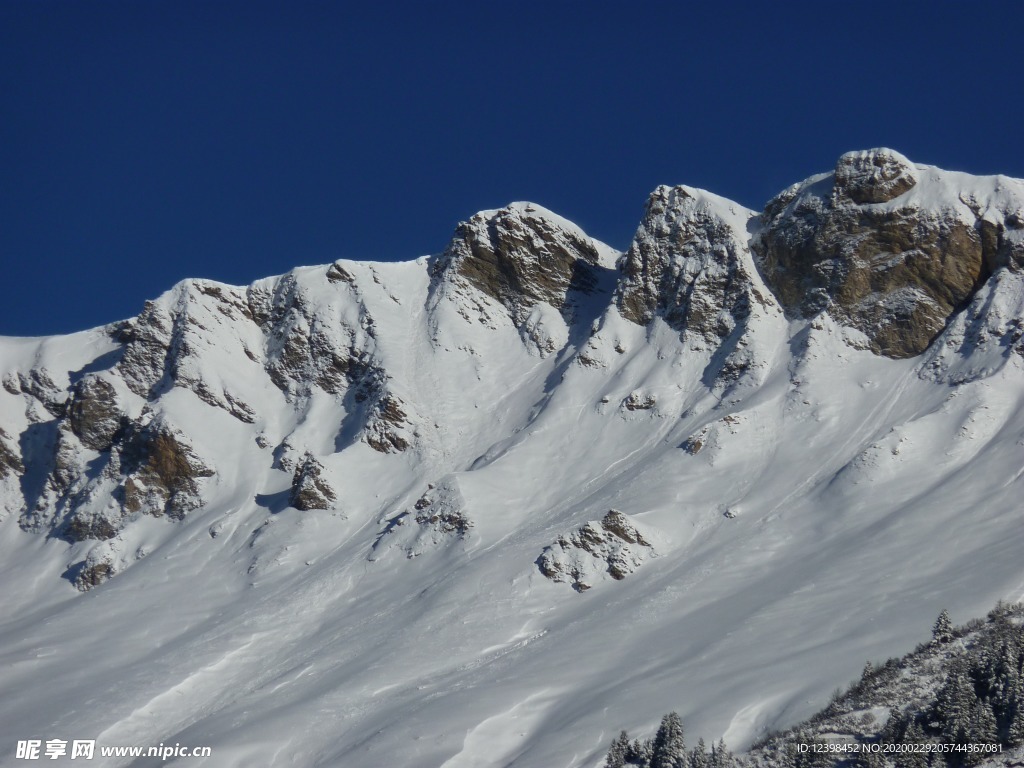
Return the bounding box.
[248,273,382,407]
[833,148,920,205]
[754,148,1011,358]
[437,203,605,325]
[120,422,214,519]
[289,454,337,511]
[65,512,119,542]
[116,300,175,397]
[67,375,123,451]
[0,426,24,479]
[371,480,472,559]
[14,368,68,418]
[616,186,768,344]
[0,427,24,522]
[325,262,355,284]
[73,561,114,591]
[364,394,411,454]
[623,391,656,411]
[411,486,471,536]
[537,510,654,592]
[116,285,258,422]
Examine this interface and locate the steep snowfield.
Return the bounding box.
[2,157,1024,767]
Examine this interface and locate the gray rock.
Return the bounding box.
[68,375,123,451]
[833,148,919,205]
[616,186,770,344]
[0,426,24,478]
[289,454,336,511]
[537,510,654,591]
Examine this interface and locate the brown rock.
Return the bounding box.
[120,423,214,519]
[290,454,337,511]
[755,149,1000,358]
[65,514,119,542]
[440,204,603,324]
[74,562,114,591]
[833,149,918,205]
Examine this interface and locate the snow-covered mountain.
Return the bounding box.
[2,148,1024,767]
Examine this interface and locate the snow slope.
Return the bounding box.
[1,152,1024,767]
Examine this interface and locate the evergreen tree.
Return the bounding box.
[626,738,652,766]
[990,641,1020,729]
[966,701,998,767]
[1008,701,1024,747]
[687,738,709,768]
[860,747,887,768]
[932,610,954,645]
[650,712,686,768]
[710,738,733,768]
[1010,669,1024,745]
[791,730,830,768]
[605,730,630,768]
[781,740,801,768]
[934,663,976,744]
[880,707,907,744]
[900,719,927,768]
[894,731,926,768]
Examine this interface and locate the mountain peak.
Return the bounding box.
[615,184,771,344]
[833,147,920,204]
[754,149,1024,358]
[434,201,617,327]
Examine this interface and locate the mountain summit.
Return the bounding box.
[2,150,1024,767]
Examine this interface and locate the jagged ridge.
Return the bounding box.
[1,150,1024,768]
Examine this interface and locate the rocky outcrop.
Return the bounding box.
[325,262,355,284]
[248,274,376,401]
[411,486,471,536]
[115,300,175,397]
[64,511,119,542]
[623,391,657,411]
[754,148,1015,358]
[0,427,24,522]
[66,538,133,591]
[537,510,655,592]
[72,560,114,591]
[616,186,769,344]
[435,203,606,326]
[364,394,411,453]
[116,286,259,422]
[67,375,124,451]
[833,148,919,205]
[9,368,68,418]
[0,426,24,479]
[371,480,472,559]
[289,454,337,511]
[119,422,214,519]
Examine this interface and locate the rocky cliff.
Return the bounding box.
[754,148,1024,357]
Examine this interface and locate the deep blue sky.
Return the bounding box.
[2,1,1022,336]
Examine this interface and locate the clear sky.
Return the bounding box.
[2,0,1022,336]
